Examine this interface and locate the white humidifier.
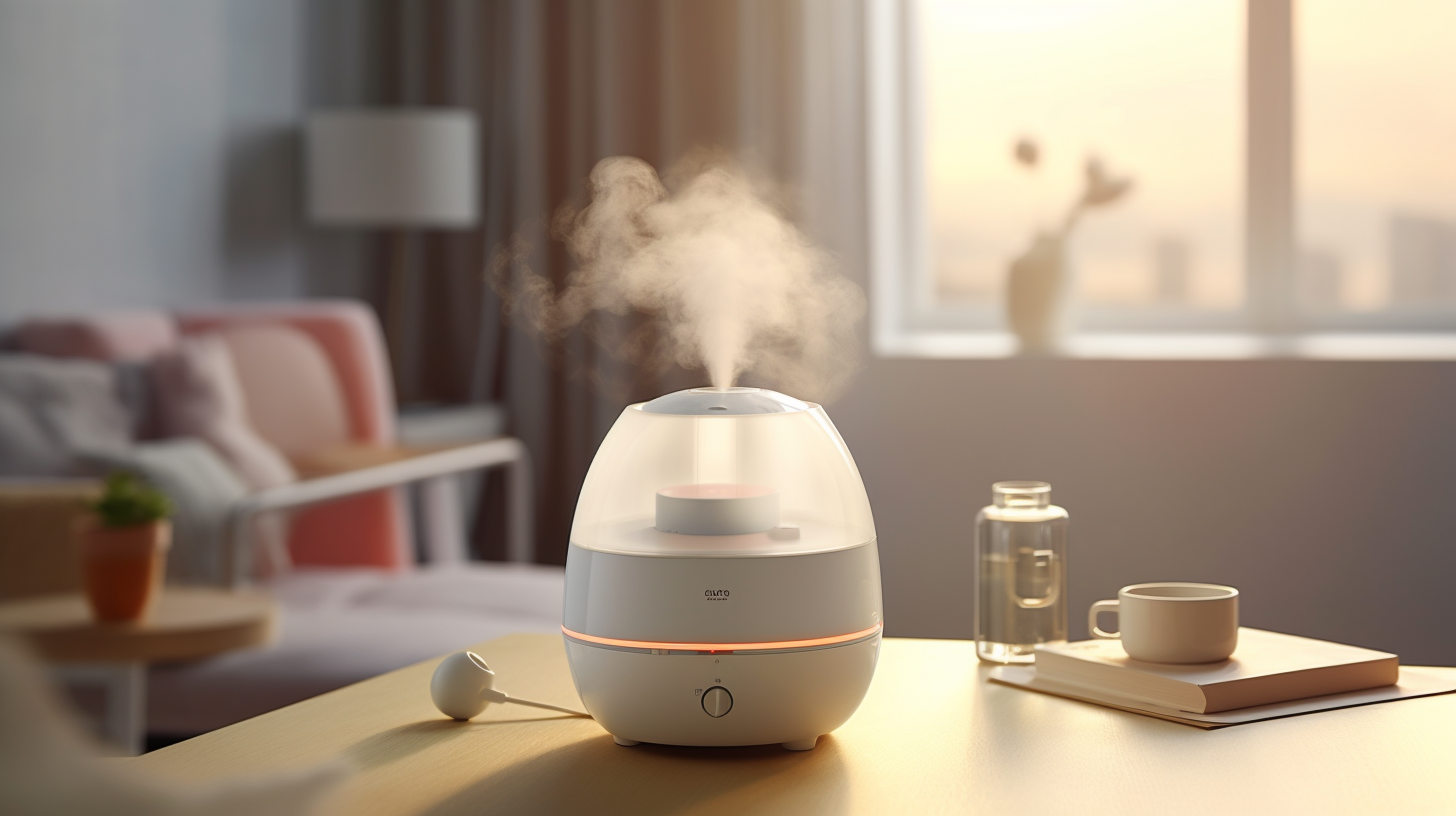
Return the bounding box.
[562,387,882,751]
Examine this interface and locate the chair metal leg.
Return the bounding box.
[419,475,469,564]
[56,662,146,756]
[505,445,535,564]
[107,663,145,756]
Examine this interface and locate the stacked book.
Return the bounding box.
[989,628,1456,727]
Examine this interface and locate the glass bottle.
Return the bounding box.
[975,481,1068,664]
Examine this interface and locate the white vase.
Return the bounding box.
[1005,233,1070,356]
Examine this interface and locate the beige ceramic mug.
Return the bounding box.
[1088,582,1239,663]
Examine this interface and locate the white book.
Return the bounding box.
[1031,628,1398,714]
[989,664,1456,728]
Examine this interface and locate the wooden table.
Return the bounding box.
[127,635,1456,815]
[0,588,274,754]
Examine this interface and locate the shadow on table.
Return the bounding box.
[345,717,578,771]
[419,734,850,816]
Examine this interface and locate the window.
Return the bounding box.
[868,0,1456,357]
[1298,0,1456,324]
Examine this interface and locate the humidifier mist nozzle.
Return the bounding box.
[639,387,810,416]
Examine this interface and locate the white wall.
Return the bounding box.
[831,358,1456,665]
[0,0,304,324]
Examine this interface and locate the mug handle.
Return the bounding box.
[1089,600,1120,639]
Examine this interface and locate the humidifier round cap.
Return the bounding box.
[640,387,809,416]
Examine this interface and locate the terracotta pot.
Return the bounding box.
[77,519,171,623]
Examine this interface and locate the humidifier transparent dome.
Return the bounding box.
[570,387,876,557]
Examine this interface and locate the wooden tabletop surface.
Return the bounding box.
[0,588,275,663]
[128,634,1456,816]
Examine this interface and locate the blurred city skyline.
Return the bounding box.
[922,0,1456,316]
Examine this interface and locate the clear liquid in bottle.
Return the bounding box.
[975,481,1068,664]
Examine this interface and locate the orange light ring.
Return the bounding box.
[560,622,882,653]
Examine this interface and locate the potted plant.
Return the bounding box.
[78,472,174,623]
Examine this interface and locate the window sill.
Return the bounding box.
[875,332,1456,361]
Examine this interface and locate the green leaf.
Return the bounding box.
[88,472,174,529]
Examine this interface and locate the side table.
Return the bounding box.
[0,587,275,754]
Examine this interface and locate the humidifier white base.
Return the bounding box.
[562,540,883,750]
[564,634,880,750]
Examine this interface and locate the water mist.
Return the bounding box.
[495,156,866,401]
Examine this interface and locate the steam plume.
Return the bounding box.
[495,156,866,401]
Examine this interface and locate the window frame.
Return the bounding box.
[866,0,1456,359]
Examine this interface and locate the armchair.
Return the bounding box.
[11,301,561,737]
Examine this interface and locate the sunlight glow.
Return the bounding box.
[922,0,1242,310]
[1299,0,1456,313]
[922,0,1456,317]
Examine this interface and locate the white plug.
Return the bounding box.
[430,651,591,720]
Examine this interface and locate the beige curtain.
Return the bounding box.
[307,0,867,563]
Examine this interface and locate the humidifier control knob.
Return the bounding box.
[701,686,733,718]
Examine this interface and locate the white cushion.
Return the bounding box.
[147,563,564,735]
[0,354,132,477]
